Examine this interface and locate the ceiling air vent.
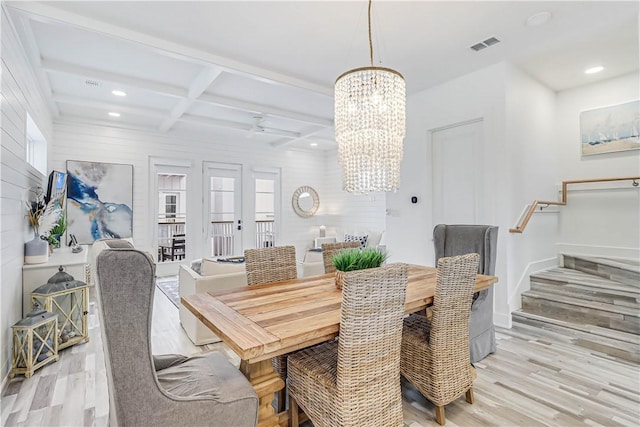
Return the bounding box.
[85,79,102,88]
[470,36,501,52]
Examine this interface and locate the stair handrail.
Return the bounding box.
[510,176,640,233]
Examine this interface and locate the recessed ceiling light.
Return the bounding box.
[584,66,604,75]
[112,90,127,97]
[108,112,121,117]
[310,142,318,147]
[526,11,552,27]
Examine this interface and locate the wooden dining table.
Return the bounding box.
[182,264,498,427]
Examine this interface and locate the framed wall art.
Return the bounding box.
[580,100,640,155]
[66,160,133,244]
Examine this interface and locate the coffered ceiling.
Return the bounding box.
[5,1,638,151]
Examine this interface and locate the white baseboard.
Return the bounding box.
[556,243,640,261]
[494,311,512,329]
[509,257,558,312]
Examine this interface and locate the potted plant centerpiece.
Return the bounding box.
[331,247,389,289]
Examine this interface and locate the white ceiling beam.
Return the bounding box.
[40,57,333,128]
[56,115,158,133]
[159,67,223,132]
[41,58,187,98]
[197,94,334,128]
[180,114,301,139]
[53,94,167,119]
[7,2,333,96]
[10,14,60,117]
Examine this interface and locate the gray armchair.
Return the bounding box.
[433,224,498,363]
[96,248,258,426]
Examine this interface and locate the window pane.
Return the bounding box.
[157,173,186,263]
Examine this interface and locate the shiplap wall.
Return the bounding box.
[50,122,357,265]
[322,152,387,242]
[1,6,55,378]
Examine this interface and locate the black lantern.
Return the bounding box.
[31,266,89,350]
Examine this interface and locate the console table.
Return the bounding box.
[22,247,89,317]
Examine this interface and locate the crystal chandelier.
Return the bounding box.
[334,0,406,194]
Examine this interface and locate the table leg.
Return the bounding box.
[240,359,286,427]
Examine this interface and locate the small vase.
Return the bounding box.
[25,231,49,264]
[335,270,345,290]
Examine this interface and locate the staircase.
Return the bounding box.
[512,254,640,363]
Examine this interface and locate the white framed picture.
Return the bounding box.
[580,100,640,155]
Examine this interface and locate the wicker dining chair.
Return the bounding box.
[287,263,409,427]
[321,241,361,274]
[400,253,480,426]
[243,245,297,412]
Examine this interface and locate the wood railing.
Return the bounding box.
[510,176,640,233]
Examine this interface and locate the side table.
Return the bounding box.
[22,246,89,317]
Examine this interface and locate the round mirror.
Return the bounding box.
[292,186,319,217]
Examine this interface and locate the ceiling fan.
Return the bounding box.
[246,115,299,139]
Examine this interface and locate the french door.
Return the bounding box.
[205,162,243,257]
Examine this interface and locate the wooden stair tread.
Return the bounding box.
[522,289,640,317]
[512,310,639,344]
[512,312,640,363]
[563,254,640,272]
[531,268,640,295]
[529,282,639,309]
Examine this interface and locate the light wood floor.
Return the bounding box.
[2,287,639,427]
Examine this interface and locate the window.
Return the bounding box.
[157,173,187,262]
[26,113,47,175]
[165,194,177,220]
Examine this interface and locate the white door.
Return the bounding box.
[205,162,243,257]
[431,119,483,225]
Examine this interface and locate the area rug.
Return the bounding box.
[156,276,179,308]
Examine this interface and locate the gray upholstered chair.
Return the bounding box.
[401,253,480,425]
[433,224,498,362]
[96,248,258,426]
[244,245,297,412]
[288,264,408,427]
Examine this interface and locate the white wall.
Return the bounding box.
[554,72,640,258]
[386,62,562,327]
[50,123,388,274]
[387,63,639,328]
[50,122,333,265]
[321,152,386,243]
[503,64,560,317]
[1,5,55,378]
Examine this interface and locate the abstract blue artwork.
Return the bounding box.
[66,160,133,244]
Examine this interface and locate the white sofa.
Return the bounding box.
[179,259,247,345]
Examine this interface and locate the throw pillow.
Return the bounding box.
[190,259,203,275]
[344,234,368,249]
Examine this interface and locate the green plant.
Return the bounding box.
[47,213,67,246]
[331,247,389,272]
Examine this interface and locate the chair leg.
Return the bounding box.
[435,405,446,425]
[465,388,474,404]
[289,393,299,427]
[276,388,286,413]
